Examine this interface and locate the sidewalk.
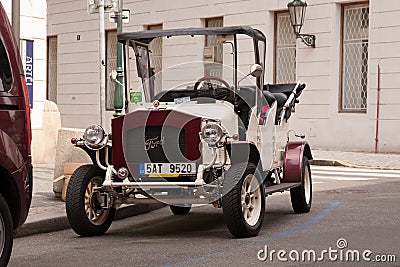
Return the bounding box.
[312,149,400,170]
[17,149,400,237]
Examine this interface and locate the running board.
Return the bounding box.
[121,196,213,205]
[264,182,301,195]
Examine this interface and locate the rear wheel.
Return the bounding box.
[290,156,312,213]
[169,205,191,215]
[222,162,265,238]
[0,194,13,266]
[66,165,116,236]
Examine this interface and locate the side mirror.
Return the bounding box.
[238,64,264,85]
[250,64,263,78]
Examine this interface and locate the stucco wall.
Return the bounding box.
[290,0,400,153]
[368,0,400,152]
[47,0,400,152]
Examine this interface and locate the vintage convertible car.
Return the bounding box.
[66,26,312,238]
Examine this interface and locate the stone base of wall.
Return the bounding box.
[32,101,61,164]
[52,128,91,198]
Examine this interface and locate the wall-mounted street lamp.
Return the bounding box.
[287,0,316,48]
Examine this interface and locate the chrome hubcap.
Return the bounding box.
[84,177,109,225]
[241,174,262,226]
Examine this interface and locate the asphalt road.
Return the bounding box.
[9,166,400,266]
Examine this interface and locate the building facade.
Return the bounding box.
[47,0,400,153]
[2,0,47,129]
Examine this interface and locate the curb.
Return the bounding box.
[16,203,165,238]
[310,159,350,167]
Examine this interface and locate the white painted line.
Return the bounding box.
[311,166,400,175]
[312,172,397,178]
[312,176,377,181]
[334,177,377,181]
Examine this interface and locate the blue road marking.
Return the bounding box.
[161,202,341,267]
[268,201,340,240]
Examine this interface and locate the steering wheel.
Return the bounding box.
[193,76,230,93]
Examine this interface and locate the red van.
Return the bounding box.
[0,2,33,265]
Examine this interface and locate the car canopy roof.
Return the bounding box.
[118,26,266,44]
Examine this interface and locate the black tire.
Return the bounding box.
[66,165,116,236]
[290,156,312,213]
[169,205,191,215]
[0,194,13,267]
[222,162,265,238]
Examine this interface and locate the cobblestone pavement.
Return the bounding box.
[18,150,400,236]
[28,163,65,220]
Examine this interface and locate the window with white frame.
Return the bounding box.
[275,12,296,84]
[148,24,163,96]
[340,4,369,112]
[205,17,223,77]
[47,36,57,103]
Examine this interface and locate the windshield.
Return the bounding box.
[125,32,265,103]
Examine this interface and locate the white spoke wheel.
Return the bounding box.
[66,165,116,236]
[222,162,265,238]
[290,156,312,213]
[0,194,13,266]
[241,174,262,226]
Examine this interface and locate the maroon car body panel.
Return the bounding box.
[0,2,32,229]
[112,109,201,174]
[111,115,125,169]
[282,142,312,183]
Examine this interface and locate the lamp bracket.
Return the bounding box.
[296,33,316,48]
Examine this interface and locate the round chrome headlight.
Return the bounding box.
[83,124,106,148]
[201,122,224,146]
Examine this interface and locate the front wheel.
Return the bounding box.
[0,194,13,267]
[290,156,312,213]
[66,165,116,236]
[222,162,265,238]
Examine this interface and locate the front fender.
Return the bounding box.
[226,141,262,170]
[282,142,312,183]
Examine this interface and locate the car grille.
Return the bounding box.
[126,126,186,163]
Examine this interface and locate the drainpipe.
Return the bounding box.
[374,64,381,153]
[99,0,107,127]
[12,0,20,49]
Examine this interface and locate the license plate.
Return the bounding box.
[139,163,196,176]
